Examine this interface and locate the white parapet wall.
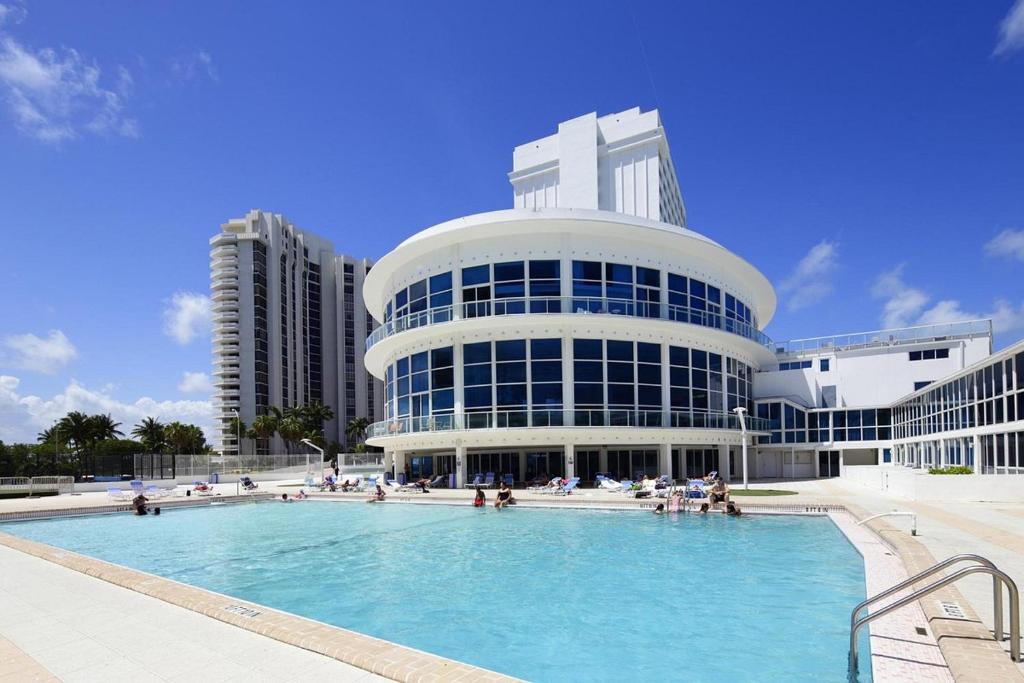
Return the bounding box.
[842,465,1024,502]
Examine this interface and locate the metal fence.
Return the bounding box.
[133,453,346,480]
[0,476,74,495]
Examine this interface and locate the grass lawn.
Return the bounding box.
[728,489,798,496]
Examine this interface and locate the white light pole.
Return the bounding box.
[301,438,324,485]
[733,407,749,490]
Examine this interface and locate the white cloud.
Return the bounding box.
[170,49,218,83]
[1,330,77,374]
[984,229,1024,262]
[0,3,26,27]
[0,374,215,445]
[0,25,139,143]
[178,371,213,394]
[778,240,839,312]
[162,291,212,345]
[995,0,1024,56]
[871,265,1024,334]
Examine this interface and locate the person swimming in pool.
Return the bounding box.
[132,493,149,515]
[726,501,742,516]
[699,502,710,514]
[653,503,665,515]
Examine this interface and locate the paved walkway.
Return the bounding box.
[0,543,385,682]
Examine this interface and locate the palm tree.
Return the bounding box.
[58,412,92,459]
[345,417,369,449]
[277,416,304,453]
[227,415,247,454]
[88,414,124,442]
[131,417,165,453]
[301,401,334,439]
[250,415,277,453]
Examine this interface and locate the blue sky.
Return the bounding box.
[1,0,1023,443]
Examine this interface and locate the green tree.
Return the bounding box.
[300,401,334,440]
[277,416,304,453]
[345,417,369,449]
[87,414,124,442]
[131,417,166,453]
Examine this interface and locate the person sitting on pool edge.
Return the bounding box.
[367,484,386,503]
[495,481,513,508]
[709,477,730,508]
[473,487,486,507]
[726,501,742,516]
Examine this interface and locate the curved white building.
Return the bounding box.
[364,108,778,486]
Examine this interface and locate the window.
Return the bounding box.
[779,360,812,371]
[574,338,604,425]
[493,261,525,314]
[462,265,491,318]
[531,338,563,425]
[914,381,931,391]
[820,358,830,372]
[528,260,560,312]
[910,348,950,361]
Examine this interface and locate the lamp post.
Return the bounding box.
[733,407,749,490]
[301,438,324,486]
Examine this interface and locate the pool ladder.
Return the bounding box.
[848,553,1020,675]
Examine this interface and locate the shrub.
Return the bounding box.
[927,466,973,475]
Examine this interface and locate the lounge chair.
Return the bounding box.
[553,477,580,495]
[530,477,567,493]
[464,473,483,489]
[106,487,129,501]
[686,479,707,499]
[597,475,625,491]
[618,480,636,496]
[502,474,514,488]
[428,474,445,488]
[482,472,496,488]
[144,484,166,499]
[193,481,215,496]
[130,480,144,497]
[239,476,258,492]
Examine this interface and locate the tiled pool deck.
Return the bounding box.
[0,479,1021,682]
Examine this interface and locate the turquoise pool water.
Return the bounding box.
[3,502,870,682]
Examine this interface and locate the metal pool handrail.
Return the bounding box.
[849,554,1001,644]
[849,562,1020,674]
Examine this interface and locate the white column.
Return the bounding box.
[453,337,464,415]
[659,442,672,479]
[813,449,820,478]
[383,450,394,478]
[717,443,730,482]
[562,335,574,425]
[789,447,795,479]
[456,443,467,488]
[565,443,575,480]
[838,449,845,476]
[598,447,608,476]
[393,451,406,482]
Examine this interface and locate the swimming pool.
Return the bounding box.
[2,502,871,682]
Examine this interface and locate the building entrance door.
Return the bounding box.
[818,451,840,477]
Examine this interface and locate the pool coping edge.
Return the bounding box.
[0,529,520,683]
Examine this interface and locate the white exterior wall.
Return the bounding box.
[510,108,686,228]
[754,337,991,408]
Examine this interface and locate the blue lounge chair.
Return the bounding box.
[554,477,580,495]
[618,480,636,496]
[464,473,483,488]
[482,472,496,488]
[686,479,707,499]
[503,473,514,487]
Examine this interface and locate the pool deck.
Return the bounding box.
[0,478,1021,682]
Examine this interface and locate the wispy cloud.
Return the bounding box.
[995,0,1024,56]
[0,374,214,445]
[170,49,218,84]
[871,265,1024,333]
[0,2,27,27]
[178,371,213,394]
[162,292,212,345]
[1,330,77,374]
[777,240,839,312]
[0,8,138,143]
[984,228,1024,261]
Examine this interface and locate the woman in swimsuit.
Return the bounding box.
[473,487,486,507]
[495,481,512,508]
